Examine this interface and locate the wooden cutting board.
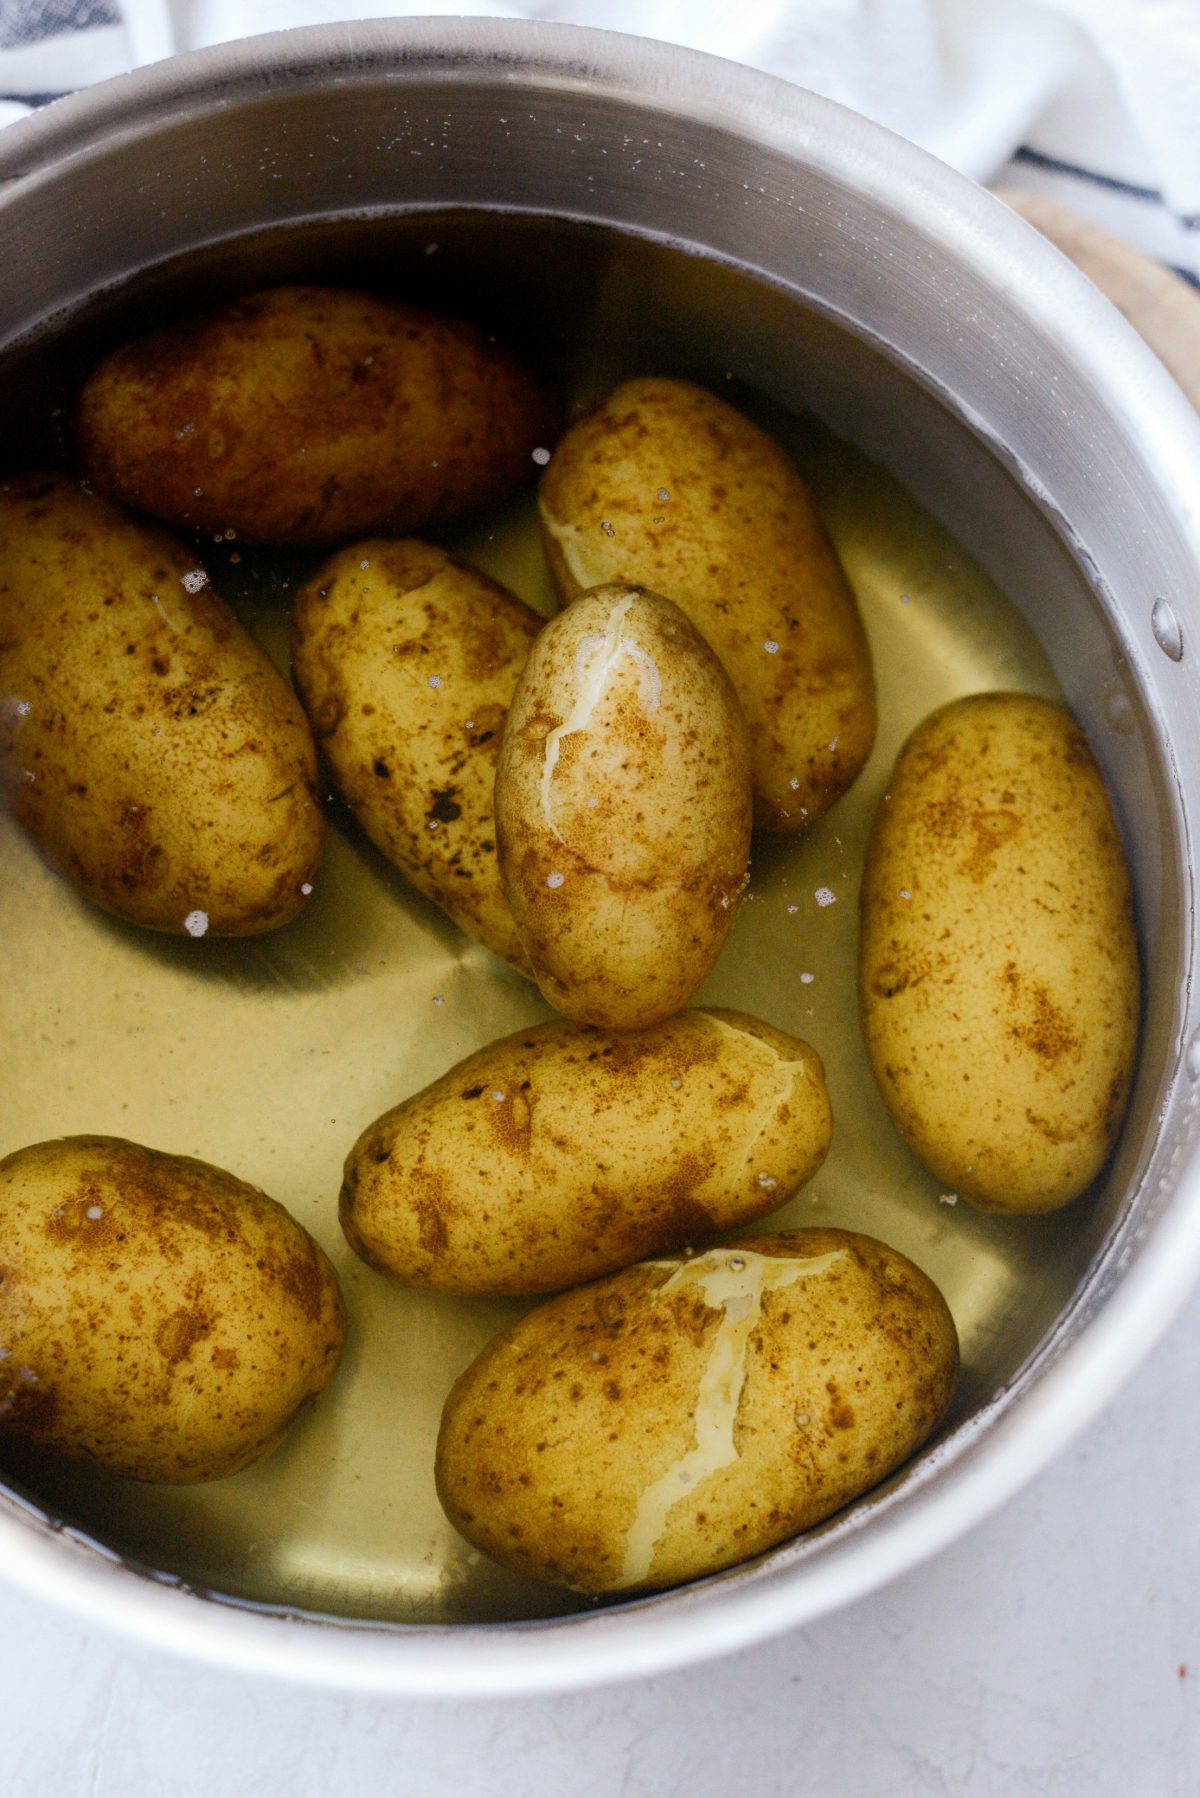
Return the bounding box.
[994,187,1200,412]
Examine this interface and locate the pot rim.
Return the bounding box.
[2,14,1200,1698]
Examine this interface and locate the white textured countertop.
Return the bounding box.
[0,1274,1196,1797]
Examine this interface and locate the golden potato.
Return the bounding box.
[859,692,1140,1212]
[0,1136,346,1483]
[292,540,540,971]
[76,285,557,548]
[538,377,876,831]
[341,1008,832,1294]
[0,472,323,934]
[436,1228,958,1593]
[494,583,752,1030]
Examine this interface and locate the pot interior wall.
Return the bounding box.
[0,204,1182,1619]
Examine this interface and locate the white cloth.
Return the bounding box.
[1,0,1198,277]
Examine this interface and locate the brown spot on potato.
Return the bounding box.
[871,961,914,1000]
[415,1192,450,1258]
[276,1242,327,1323]
[1102,1070,1130,1134]
[427,788,463,824]
[957,809,1021,877]
[825,1380,855,1430]
[1024,1109,1079,1146]
[487,1090,533,1154]
[156,1306,213,1365]
[45,1188,111,1241]
[1004,966,1081,1065]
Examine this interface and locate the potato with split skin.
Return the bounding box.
[859,691,1141,1212]
[292,540,540,972]
[436,1228,958,1594]
[0,1136,346,1483]
[538,376,876,831]
[0,472,323,934]
[494,582,753,1030]
[341,1007,832,1295]
[76,285,557,548]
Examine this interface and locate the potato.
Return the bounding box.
[0,1136,346,1482]
[0,472,323,934]
[436,1228,957,1593]
[494,583,752,1029]
[341,1008,832,1295]
[291,540,542,971]
[75,286,556,549]
[859,692,1140,1212]
[538,377,876,831]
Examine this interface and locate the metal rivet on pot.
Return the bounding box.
[1186,1026,1200,1083]
[1151,598,1184,661]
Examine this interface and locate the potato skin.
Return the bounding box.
[494,583,752,1029]
[341,1008,832,1295]
[292,540,540,971]
[76,286,557,548]
[0,1136,346,1483]
[0,472,323,934]
[538,377,876,831]
[436,1228,958,1593]
[859,692,1140,1212]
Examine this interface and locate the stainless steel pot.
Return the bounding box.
[1,18,1199,1697]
